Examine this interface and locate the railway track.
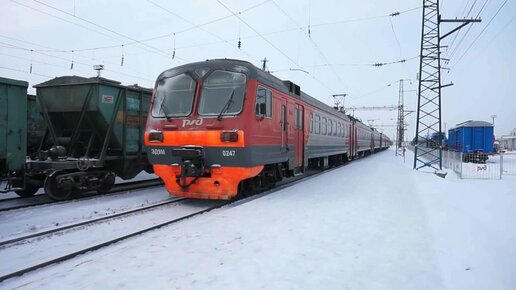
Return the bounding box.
[0,178,163,212]
[0,160,357,283]
[0,197,228,282]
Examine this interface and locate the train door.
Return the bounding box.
[349,122,357,159]
[281,104,287,151]
[294,104,304,170]
[355,126,359,157]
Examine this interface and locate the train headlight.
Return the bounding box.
[149,129,164,142]
[220,130,239,142]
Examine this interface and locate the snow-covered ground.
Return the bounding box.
[1,149,515,290]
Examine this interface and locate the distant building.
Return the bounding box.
[498,128,516,151]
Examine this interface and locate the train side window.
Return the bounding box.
[322,117,327,135]
[255,86,272,118]
[328,119,332,135]
[333,121,337,136]
[315,115,320,134]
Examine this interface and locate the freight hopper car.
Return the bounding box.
[9,76,153,200]
[144,59,391,200]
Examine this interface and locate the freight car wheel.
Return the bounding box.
[44,173,74,201]
[97,172,115,193]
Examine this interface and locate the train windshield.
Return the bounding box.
[152,73,196,117]
[198,70,246,116]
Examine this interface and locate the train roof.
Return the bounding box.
[451,120,493,129]
[34,75,152,92]
[0,76,28,88]
[157,59,351,120]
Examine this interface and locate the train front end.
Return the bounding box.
[144,60,263,199]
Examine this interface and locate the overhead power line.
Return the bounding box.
[270,55,419,73]
[30,0,172,58]
[0,41,155,82]
[10,2,421,59]
[216,0,337,94]
[450,0,509,69]
[146,0,260,62]
[270,0,347,89]
[0,65,53,78]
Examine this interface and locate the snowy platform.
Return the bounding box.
[1,149,515,290]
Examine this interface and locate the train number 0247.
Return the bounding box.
[222,150,236,157]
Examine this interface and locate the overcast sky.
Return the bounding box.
[1,0,514,139]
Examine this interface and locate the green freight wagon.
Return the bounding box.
[0,77,34,196]
[27,76,153,200]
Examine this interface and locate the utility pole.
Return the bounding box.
[396,79,411,156]
[413,0,480,170]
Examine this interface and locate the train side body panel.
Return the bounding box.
[448,121,493,154]
[0,77,28,178]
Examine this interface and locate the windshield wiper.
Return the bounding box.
[217,89,236,121]
[159,100,172,121]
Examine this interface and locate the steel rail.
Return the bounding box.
[0,178,163,212]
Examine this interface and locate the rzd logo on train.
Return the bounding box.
[182,118,203,127]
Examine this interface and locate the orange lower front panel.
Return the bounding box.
[153,164,264,200]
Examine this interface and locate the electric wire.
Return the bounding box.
[30,0,173,59]
[0,41,155,82]
[389,17,403,58]
[443,0,476,61]
[270,56,419,73]
[446,0,489,62]
[450,0,509,69]
[146,0,260,63]
[0,35,154,82]
[216,0,338,94]
[0,66,53,78]
[270,0,346,89]
[25,0,271,55]
[12,2,421,58]
[9,0,125,43]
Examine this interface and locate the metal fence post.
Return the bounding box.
[500,153,503,180]
[459,152,463,179]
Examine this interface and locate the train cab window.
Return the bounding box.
[322,117,327,135]
[315,115,320,134]
[198,70,246,116]
[255,86,272,118]
[153,73,196,117]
